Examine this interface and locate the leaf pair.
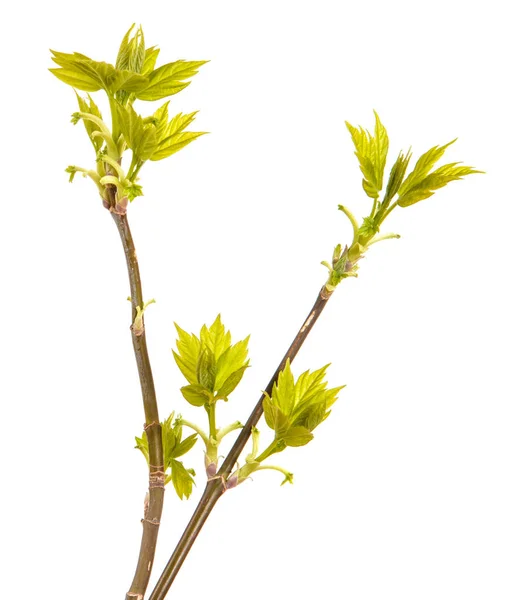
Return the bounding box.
[262,361,344,454]
[50,27,207,103]
[173,315,250,407]
[135,411,197,500]
[50,50,149,95]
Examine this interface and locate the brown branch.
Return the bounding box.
[111,211,165,600]
[149,285,333,600]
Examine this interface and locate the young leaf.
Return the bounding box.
[170,460,196,500]
[200,315,231,363]
[136,60,208,101]
[116,103,158,161]
[75,92,104,151]
[49,53,102,92]
[135,434,149,463]
[173,324,201,385]
[196,348,217,391]
[398,162,482,207]
[151,111,206,161]
[217,365,248,400]
[142,46,160,75]
[151,131,206,161]
[397,140,456,198]
[116,24,145,74]
[346,110,389,200]
[281,426,314,447]
[215,337,250,390]
[384,149,412,203]
[181,384,210,407]
[266,361,343,440]
[169,433,198,459]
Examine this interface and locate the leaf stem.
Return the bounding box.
[149,285,333,600]
[338,204,359,243]
[180,419,210,446]
[111,206,165,600]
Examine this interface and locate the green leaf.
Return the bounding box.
[181,384,210,407]
[135,434,149,464]
[124,183,144,202]
[49,53,102,92]
[142,46,160,75]
[346,110,389,200]
[216,365,248,399]
[196,348,216,391]
[152,101,171,141]
[263,394,290,434]
[398,140,456,199]
[398,144,482,207]
[384,149,412,203]
[116,103,158,161]
[173,324,201,385]
[136,60,208,101]
[280,426,314,447]
[215,337,250,390]
[151,131,206,161]
[170,459,196,500]
[150,110,206,161]
[116,24,145,74]
[272,360,296,415]
[268,362,344,438]
[75,92,103,151]
[169,433,198,459]
[200,315,231,363]
[115,24,135,71]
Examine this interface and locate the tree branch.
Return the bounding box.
[111,211,165,600]
[149,285,333,600]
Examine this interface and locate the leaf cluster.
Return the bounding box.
[50,24,207,207]
[324,112,481,291]
[135,411,197,500]
[262,361,344,455]
[173,315,250,408]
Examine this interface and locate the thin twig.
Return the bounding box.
[111,210,165,600]
[149,285,333,600]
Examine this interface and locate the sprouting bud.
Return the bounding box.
[130,298,156,336]
[224,474,239,490]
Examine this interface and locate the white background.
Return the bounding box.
[1,1,518,599]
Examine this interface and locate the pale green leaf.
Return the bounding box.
[49,66,101,92]
[173,323,201,385]
[75,92,103,151]
[196,348,216,391]
[398,160,482,207]
[215,337,250,390]
[272,361,296,415]
[169,433,198,459]
[180,384,210,407]
[346,110,389,200]
[384,149,412,202]
[134,434,149,463]
[136,60,208,101]
[150,131,206,161]
[170,459,196,500]
[398,140,456,198]
[200,315,231,363]
[216,365,249,399]
[281,426,314,447]
[142,46,160,75]
[116,103,158,161]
